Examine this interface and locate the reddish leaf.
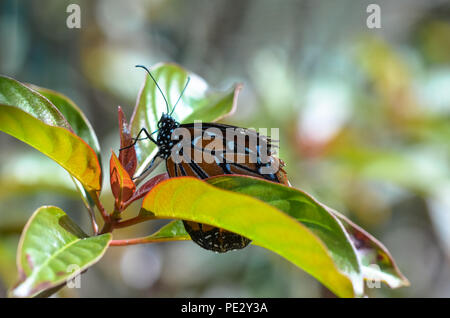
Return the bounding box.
[124,173,169,206]
[110,151,136,210]
[117,106,137,177]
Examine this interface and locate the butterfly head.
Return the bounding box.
[134,65,189,157]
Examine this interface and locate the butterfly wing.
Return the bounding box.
[167,123,289,184]
[165,122,289,252]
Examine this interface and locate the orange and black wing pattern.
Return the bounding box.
[165,123,289,253]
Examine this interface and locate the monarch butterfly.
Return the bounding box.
[121,65,289,253]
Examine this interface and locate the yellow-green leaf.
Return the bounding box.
[30,85,101,163]
[141,176,360,298]
[206,175,408,291]
[0,105,101,191]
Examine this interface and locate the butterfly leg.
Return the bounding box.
[120,128,157,151]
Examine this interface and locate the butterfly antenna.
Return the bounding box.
[170,76,191,116]
[136,65,170,114]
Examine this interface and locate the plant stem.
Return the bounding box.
[109,236,189,246]
[90,192,118,234]
[91,192,110,223]
[114,215,157,229]
[100,220,114,234]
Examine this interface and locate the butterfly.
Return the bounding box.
[121,65,289,253]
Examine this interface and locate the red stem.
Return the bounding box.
[114,215,157,229]
[92,192,110,223]
[109,236,189,246]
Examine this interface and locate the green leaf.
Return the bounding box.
[140,177,360,298]
[28,85,103,214]
[328,211,410,289]
[206,175,409,290]
[10,206,111,298]
[0,76,71,130]
[206,175,363,291]
[30,85,102,163]
[109,220,190,246]
[129,63,240,173]
[0,105,102,191]
[146,220,190,241]
[0,76,102,192]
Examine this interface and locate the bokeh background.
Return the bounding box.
[0,0,449,297]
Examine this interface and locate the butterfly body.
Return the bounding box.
[155,113,181,159]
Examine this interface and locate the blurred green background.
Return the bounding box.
[0,0,449,297]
